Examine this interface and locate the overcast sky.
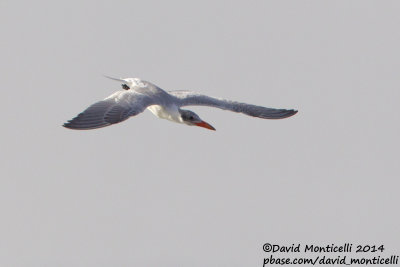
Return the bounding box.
[1,1,399,266]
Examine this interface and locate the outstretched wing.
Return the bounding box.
[63,90,155,130]
[169,91,297,119]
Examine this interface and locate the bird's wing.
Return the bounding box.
[169,91,297,119]
[64,90,156,130]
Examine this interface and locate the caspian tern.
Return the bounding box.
[63,76,298,131]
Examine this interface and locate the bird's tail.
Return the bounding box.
[103,75,126,83]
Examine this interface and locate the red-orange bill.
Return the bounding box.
[195,121,216,131]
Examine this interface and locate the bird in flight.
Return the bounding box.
[63,76,298,131]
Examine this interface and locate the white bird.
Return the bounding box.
[63,76,298,131]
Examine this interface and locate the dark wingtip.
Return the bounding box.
[62,122,73,129]
[287,109,298,118]
[277,109,298,119]
[63,119,83,130]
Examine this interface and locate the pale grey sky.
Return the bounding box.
[1,1,399,266]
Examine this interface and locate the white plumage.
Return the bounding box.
[63,77,297,131]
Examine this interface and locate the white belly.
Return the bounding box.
[147,105,182,123]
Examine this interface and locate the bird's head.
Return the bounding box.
[180,109,216,131]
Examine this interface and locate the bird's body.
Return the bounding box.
[147,104,182,123]
[63,77,297,131]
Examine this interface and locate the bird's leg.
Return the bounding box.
[121,84,130,90]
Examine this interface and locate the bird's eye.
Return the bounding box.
[189,116,194,120]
